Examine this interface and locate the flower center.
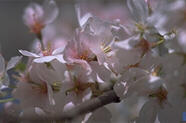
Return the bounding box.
[42,47,53,56]
[135,38,151,57]
[149,87,168,104]
[151,65,163,77]
[79,50,97,62]
[79,51,89,61]
[31,14,44,34]
[31,22,44,34]
[51,82,62,93]
[65,77,93,96]
[101,43,112,54]
[31,81,48,94]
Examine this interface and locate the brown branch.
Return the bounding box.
[2,90,120,123]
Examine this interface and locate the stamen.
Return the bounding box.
[30,81,48,94]
[42,47,52,56]
[65,76,93,96]
[51,82,62,92]
[101,43,112,54]
[151,65,163,77]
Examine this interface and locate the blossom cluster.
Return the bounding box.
[0,0,186,123]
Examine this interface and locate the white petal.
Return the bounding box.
[46,82,55,106]
[86,107,112,123]
[82,89,92,102]
[136,100,158,123]
[75,4,93,27]
[33,56,55,63]
[54,55,66,63]
[90,61,111,82]
[113,82,127,100]
[19,50,40,57]
[35,107,46,116]
[63,102,75,112]
[6,56,22,71]
[52,46,66,55]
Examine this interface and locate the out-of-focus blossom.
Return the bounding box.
[13,61,67,114]
[0,55,22,87]
[23,0,59,34]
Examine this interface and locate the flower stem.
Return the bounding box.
[36,33,45,51]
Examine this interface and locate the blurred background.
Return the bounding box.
[0,0,125,60]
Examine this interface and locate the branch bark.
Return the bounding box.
[2,90,120,123]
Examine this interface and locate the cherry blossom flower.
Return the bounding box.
[64,30,97,74]
[19,45,66,64]
[63,66,94,104]
[23,0,59,34]
[13,61,67,114]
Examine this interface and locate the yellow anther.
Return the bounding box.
[101,43,112,54]
[151,65,162,77]
[52,82,62,92]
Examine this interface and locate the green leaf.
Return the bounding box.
[15,63,26,72]
[0,98,14,103]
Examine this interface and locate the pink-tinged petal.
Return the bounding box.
[72,59,92,75]
[23,3,44,27]
[33,56,56,63]
[75,4,93,27]
[19,50,40,57]
[6,56,22,71]
[80,33,104,64]
[64,39,79,60]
